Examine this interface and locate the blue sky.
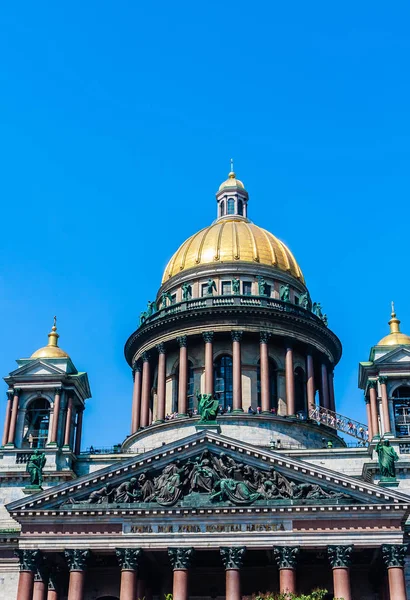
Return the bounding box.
[1,1,410,448]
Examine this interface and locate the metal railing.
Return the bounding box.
[309,406,369,444]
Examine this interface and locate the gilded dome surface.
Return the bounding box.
[162,217,305,284]
[30,318,70,359]
[377,306,410,346]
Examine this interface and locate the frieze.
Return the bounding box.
[123,520,292,535]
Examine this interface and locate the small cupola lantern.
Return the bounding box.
[216,160,249,220]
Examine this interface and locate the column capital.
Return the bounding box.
[142,352,150,363]
[273,546,299,569]
[15,549,41,572]
[368,380,377,389]
[116,548,142,571]
[54,387,63,395]
[156,342,167,354]
[231,330,243,342]
[168,547,195,570]
[364,396,370,405]
[64,549,91,572]
[6,390,13,400]
[132,361,142,373]
[378,376,388,385]
[260,331,271,344]
[13,387,21,397]
[220,546,246,569]
[328,545,353,568]
[382,544,408,568]
[202,331,214,343]
[176,336,188,348]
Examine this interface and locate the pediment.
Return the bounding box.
[8,359,66,378]
[375,347,410,365]
[7,432,410,517]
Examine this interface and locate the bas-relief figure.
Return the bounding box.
[69,450,349,509]
[26,450,46,488]
[376,439,399,479]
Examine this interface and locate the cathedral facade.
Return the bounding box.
[1,169,410,600]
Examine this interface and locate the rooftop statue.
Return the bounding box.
[376,439,399,479]
[182,282,192,301]
[300,292,310,310]
[257,276,267,296]
[26,450,46,489]
[232,278,240,295]
[280,284,290,303]
[160,292,173,308]
[206,279,217,295]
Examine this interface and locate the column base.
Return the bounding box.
[383,432,394,439]
[3,442,15,448]
[371,434,381,442]
[177,413,188,418]
[232,409,244,414]
[153,419,164,424]
[46,442,58,448]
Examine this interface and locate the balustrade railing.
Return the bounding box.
[309,406,368,444]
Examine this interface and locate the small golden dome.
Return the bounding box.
[162,216,305,284]
[30,317,70,359]
[218,171,245,191]
[377,304,410,346]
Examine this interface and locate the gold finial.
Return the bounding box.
[229,158,236,179]
[389,302,401,334]
[47,316,60,347]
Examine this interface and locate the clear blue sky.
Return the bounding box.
[1,2,410,448]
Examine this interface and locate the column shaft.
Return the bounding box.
[369,385,380,438]
[67,571,86,600]
[204,337,213,395]
[47,590,58,600]
[7,391,20,445]
[387,567,407,600]
[50,389,62,444]
[33,579,48,600]
[232,334,243,412]
[332,567,351,600]
[17,571,35,600]
[64,398,73,447]
[140,358,151,427]
[120,570,137,600]
[328,371,335,412]
[173,569,188,600]
[225,569,241,600]
[74,410,83,455]
[2,395,12,446]
[306,354,315,412]
[380,381,392,434]
[260,340,270,413]
[156,352,166,421]
[131,367,142,433]
[279,568,296,594]
[178,344,188,416]
[321,363,330,410]
[285,347,295,415]
[365,400,373,441]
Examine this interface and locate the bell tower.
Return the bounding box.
[215,160,249,219]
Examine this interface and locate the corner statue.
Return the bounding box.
[196,392,219,423]
[26,450,46,488]
[376,439,399,479]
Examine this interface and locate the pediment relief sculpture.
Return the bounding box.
[64,450,350,508]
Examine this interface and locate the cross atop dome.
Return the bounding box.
[216,161,249,219]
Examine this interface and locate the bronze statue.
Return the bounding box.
[206,279,217,295]
[160,292,173,308]
[232,278,240,295]
[312,302,323,318]
[182,282,192,301]
[280,284,290,303]
[196,392,219,423]
[376,439,399,479]
[26,450,46,488]
[300,292,310,309]
[257,276,267,296]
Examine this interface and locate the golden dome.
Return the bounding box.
[162,216,305,284]
[377,304,410,346]
[30,317,70,359]
[218,171,245,191]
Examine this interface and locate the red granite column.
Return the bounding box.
[7,388,20,445]
[379,377,392,435]
[328,545,353,600]
[63,397,73,447]
[177,337,188,416]
[156,345,166,422]
[369,381,380,439]
[306,354,315,413]
[382,544,408,600]
[131,362,142,434]
[260,332,271,413]
[168,548,194,600]
[365,398,373,441]
[50,388,62,444]
[47,588,58,600]
[203,332,214,395]
[47,575,59,600]
[16,549,40,600]
[232,331,243,413]
[328,370,335,412]
[285,347,295,415]
[2,391,13,446]
[74,410,83,455]
[220,547,246,600]
[321,363,330,410]
[33,578,48,600]
[116,548,141,600]
[65,549,90,600]
[140,353,151,427]
[274,546,299,594]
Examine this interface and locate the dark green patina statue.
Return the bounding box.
[257,276,267,296]
[197,392,219,423]
[376,439,399,479]
[182,282,192,301]
[232,278,240,294]
[26,450,46,488]
[206,279,217,295]
[280,284,290,303]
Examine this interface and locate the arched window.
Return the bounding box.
[238,199,243,215]
[173,360,195,414]
[257,358,278,411]
[214,355,233,410]
[294,367,306,414]
[220,200,225,217]
[23,398,50,448]
[227,198,235,215]
[393,385,410,437]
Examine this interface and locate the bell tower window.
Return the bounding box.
[23,398,50,448]
[238,199,243,216]
[227,198,235,215]
[220,200,225,217]
[393,386,410,437]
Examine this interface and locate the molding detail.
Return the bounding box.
[15,549,40,572]
[202,332,214,343]
[220,546,246,569]
[382,544,408,568]
[116,548,142,571]
[327,545,353,568]
[273,546,300,569]
[231,331,243,342]
[168,547,195,570]
[142,352,150,363]
[64,549,91,572]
